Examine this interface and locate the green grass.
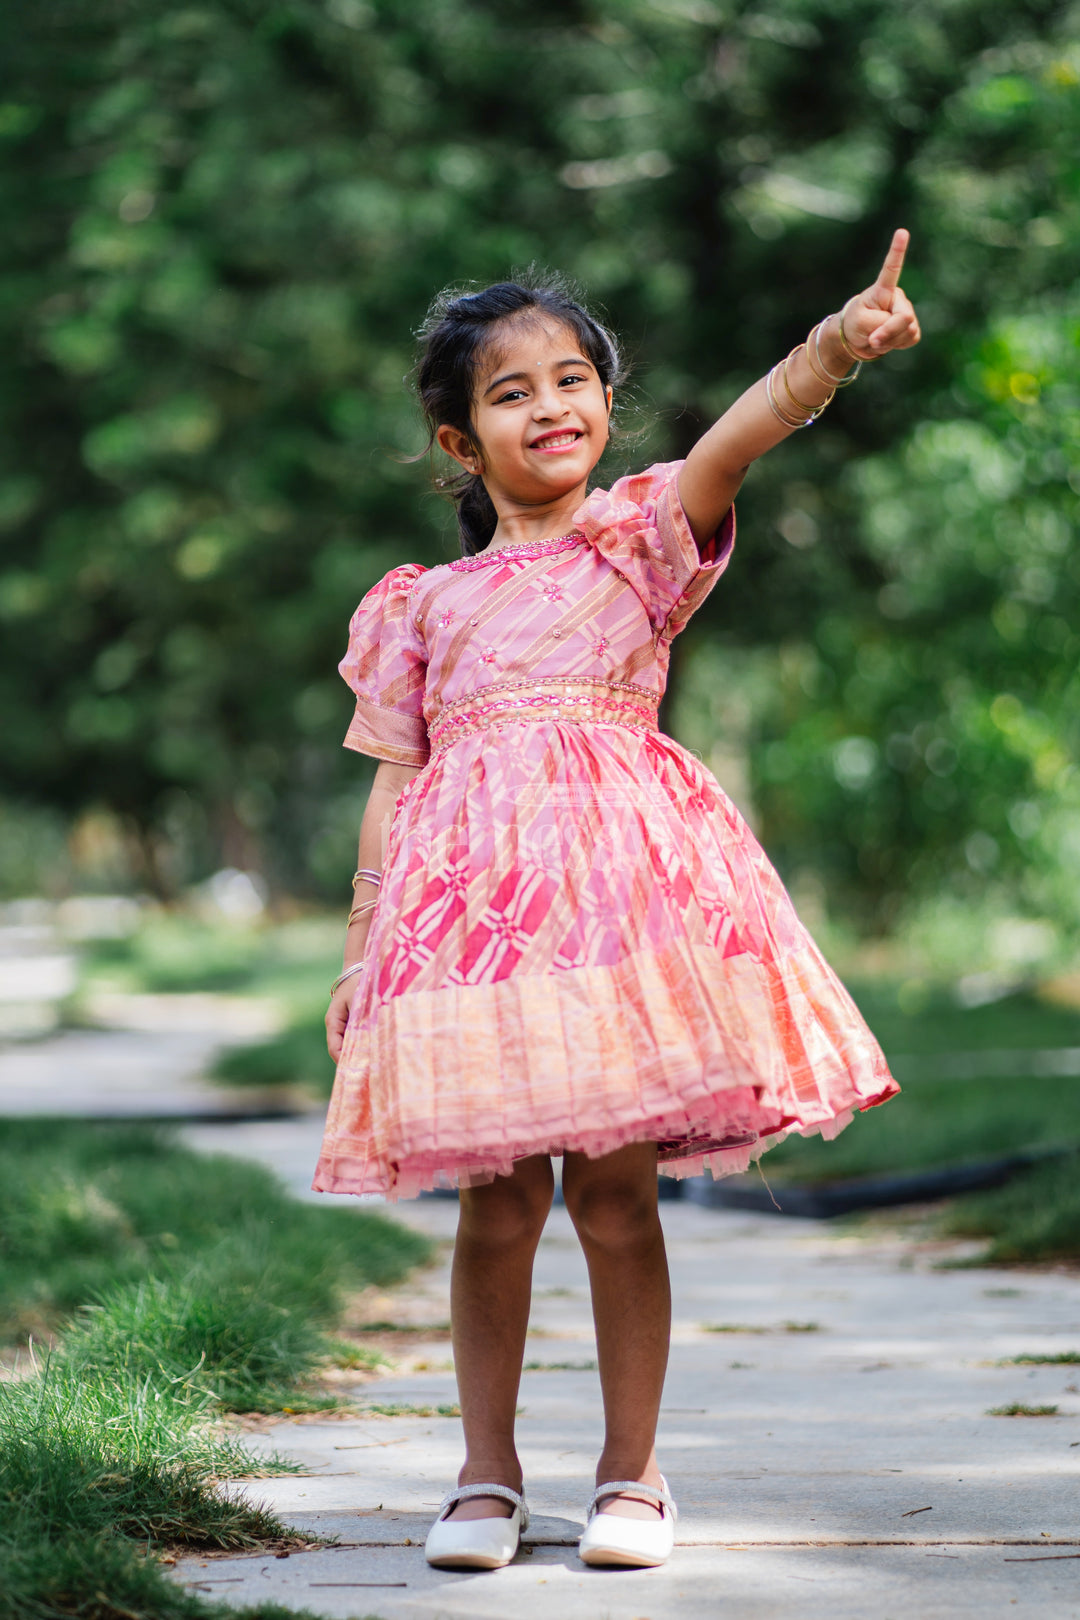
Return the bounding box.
[939,1153,1080,1264]
[986,1402,1060,1417]
[1002,1352,1080,1365]
[0,1121,427,1341]
[0,1121,431,1619]
[354,1402,461,1417]
[211,1009,334,1096]
[703,1321,821,1335]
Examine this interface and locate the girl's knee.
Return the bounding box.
[564,1173,659,1251]
[458,1159,554,1248]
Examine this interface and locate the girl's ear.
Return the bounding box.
[436,423,483,475]
[605,385,613,414]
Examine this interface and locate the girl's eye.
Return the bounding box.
[494,389,527,405]
[559,373,587,386]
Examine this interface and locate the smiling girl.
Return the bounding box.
[315,236,919,1571]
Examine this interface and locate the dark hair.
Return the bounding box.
[415,271,624,556]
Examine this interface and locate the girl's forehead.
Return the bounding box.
[477,316,586,383]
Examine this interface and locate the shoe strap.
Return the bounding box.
[587,1477,677,1522]
[438,1482,529,1530]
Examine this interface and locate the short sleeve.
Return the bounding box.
[573,460,735,640]
[339,564,429,768]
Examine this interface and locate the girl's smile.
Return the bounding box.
[529,428,584,452]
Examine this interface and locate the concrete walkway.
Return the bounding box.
[172,1190,1080,1619]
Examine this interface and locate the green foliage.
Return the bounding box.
[2,0,1077,925]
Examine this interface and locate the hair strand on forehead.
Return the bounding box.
[414,269,624,556]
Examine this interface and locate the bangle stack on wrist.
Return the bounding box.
[347,867,382,926]
[765,343,833,429]
[336,866,383,990]
[765,315,864,431]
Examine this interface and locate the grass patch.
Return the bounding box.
[349,1321,451,1335]
[355,1403,461,1417]
[1002,1352,1080,1365]
[211,1009,333,1096]
[0,1120,427,1341]
[938,1153,1080,1264]
[986,1402,1060,1417]
[321,1338,389,1372]
[523,1359,598,1371]
[0,1120,431,1618]
[703,1321,821,1335]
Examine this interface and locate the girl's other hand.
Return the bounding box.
[325,981,354,1063]
[841,228,921,358]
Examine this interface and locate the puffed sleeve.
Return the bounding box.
[573,460,735,639]
[339,564,430,768]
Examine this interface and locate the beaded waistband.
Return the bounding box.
[427,676,660,755]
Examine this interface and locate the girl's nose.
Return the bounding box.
[532,382,569,419]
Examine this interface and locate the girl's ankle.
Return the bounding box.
[458,1464,523,1493]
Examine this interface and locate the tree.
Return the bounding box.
[1,0,1075,935]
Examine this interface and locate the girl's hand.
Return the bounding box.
[325,980,356,1063]
[840,228,921,359]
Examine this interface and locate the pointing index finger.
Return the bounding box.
[877,227,909,292]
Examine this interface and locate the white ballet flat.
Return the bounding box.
[424,1482,529,1570]
[578,1475,677,1568]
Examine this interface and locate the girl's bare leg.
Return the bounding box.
[447,1154,555,1520]
[562,1142,670,1521]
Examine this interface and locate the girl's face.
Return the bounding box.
[437,317,612,511]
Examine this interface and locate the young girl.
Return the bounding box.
[315,233,919,1571]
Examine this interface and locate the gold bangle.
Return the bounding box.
[807,321,861,388]
[838,302,880,362]
[781,345,834,418]
[352,868,382,888]
[765,362,807,428]
[347,898,378,926]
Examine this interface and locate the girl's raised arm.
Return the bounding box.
[677,229,921,547]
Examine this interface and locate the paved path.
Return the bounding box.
[0,994,292,1119]
[172,1189,1080,1619]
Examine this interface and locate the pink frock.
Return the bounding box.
[314,462,897,1200]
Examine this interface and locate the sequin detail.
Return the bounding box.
[449,532,586,572]
[428,676,660,755]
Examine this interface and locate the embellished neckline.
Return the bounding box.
[449,531,586,573]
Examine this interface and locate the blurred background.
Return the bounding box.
[1,0,1078,1042]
